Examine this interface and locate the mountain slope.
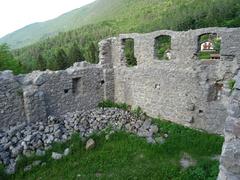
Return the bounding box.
[2,0,240,74]
[2,0,240,49]
[0,0,133,49]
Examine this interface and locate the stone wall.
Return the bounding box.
[1,27,240,135]
[218,72,240,179]
[99,27,240,134]
[1,27,240,177]
[0,62,110,131]
[0,71,26,129]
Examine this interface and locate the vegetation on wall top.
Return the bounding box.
[1,0,240,74]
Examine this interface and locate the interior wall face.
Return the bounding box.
[110,28,240,134]
[1,27,240,135]
[1,27,240,179]
[0,63,107,131]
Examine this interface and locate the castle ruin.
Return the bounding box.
[1,27,240,179]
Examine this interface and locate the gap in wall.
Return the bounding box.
[123,38,137,67]
[197,33,221,60]
[154,35,172,60]
[72,77,82,94]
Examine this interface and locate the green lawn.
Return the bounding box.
[198,52,212,60]
[0,118,223,180]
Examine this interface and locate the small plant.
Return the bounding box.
[228,79,236,91]
[98,100,130,111]
[198,52,211,60]
[178,159,220,180]
[124,39,137,67]
[16,89,23,97]
[213,38,221,53]
[155,35,171,60]
[0,164,7,180]
[99,101,147,118]
[132,106,145,118]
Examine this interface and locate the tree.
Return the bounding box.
[68,43,85,65]
[124,39,137,66]
[10,0,240,72]
[0,44,12,68]
[0,44,22,74]
[55,48,69,70]
[86,42,99,64]
[36,54,47,71]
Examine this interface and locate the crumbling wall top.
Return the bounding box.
[103,27,240,66]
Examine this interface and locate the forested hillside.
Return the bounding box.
[1,0,240,74]
[0,0,127,49]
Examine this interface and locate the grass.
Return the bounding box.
[123,39,137,67]
[98,100,130,111]
[228,79,236,91]
[198,52,212,60]
[0,116,223,180]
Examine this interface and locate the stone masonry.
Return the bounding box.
[99,27,240,134]
[218,72,240,180]
[1,28,240,134]
[1,27,240,178]
[0,62,111,131]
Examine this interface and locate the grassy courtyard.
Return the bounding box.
[0,117,223,180]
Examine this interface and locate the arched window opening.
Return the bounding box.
[154,35,171,60]
[197,33,221,60]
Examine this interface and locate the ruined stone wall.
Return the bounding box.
[100,27,240,134]
[0,71,26,129]
[218,72,240,179]
[1,27,240,135]
[0,62,110,131]
[1,27,240,177]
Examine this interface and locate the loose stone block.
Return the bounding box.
[85,139,95,150]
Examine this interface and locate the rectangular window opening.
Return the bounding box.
[197,33,222,61]
[72,77,82,94]
[154,35,172,60]
[123,38,137,67]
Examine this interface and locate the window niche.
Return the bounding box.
[207,82,223,102]
[72,77,83,94]
[123,38,137,67]
[154,35,171,60]
[197,33,221,60]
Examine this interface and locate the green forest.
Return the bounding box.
[1,0,240,74]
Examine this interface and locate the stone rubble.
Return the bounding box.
[0,108,163,174]
[51,152,63,160]
[85,139,95,150]
[64,148,70,156]
[180,153,197,169]
[23,160,42,172]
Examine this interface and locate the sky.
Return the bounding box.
[0,0,96,38]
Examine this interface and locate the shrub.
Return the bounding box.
[132,106,146,117]
[98,100,129,111]
[228,79,236,91]
[198,52,211,60]
[155,36,171,60]
[124,39,137,67]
